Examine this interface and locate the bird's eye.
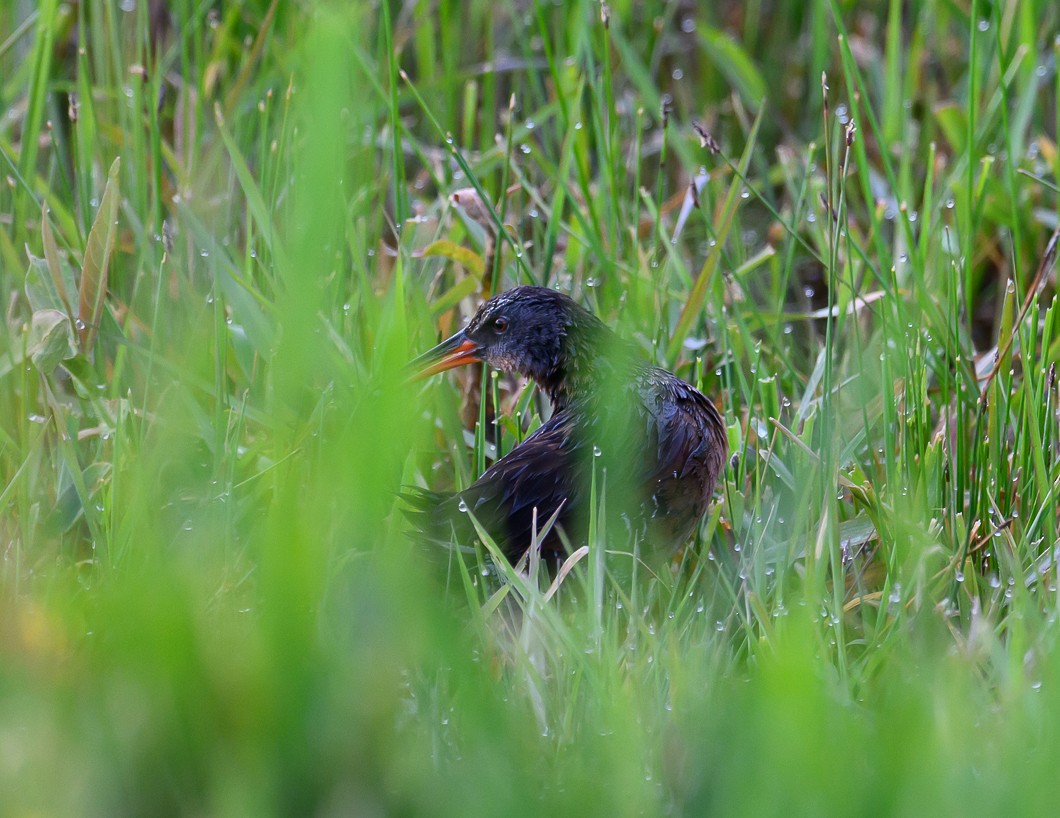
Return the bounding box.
[492,316,509,333]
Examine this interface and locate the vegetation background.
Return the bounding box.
[1,0,1059,814]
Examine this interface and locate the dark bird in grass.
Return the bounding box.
[405,286,728,566]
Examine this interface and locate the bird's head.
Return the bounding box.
[411,286,609,400]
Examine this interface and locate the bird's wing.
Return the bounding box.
[458,410,592,561]
[397,485,483,570]
[638,375,728,526]
[401,411,590,563]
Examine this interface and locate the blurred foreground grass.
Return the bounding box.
[2,0,1060,814]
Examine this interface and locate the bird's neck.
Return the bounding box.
[538,326,633,411]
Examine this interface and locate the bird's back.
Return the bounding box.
[404,365,726,564]
[634,366,728,549]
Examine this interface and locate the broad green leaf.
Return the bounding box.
[78,156,120,355]
[933,102,966,154]
[414,240,486,277]
[28,308,75,374]
[41,203,75,322]
[838,515,879,552]
[25,253,73,314]
[61,354,104,395]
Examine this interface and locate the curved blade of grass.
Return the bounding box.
[222,0,279,116]
[666,106,763,363]
[214,103,287,271]
[17,0,57,209]
[698,26,767,110]
[78,156,120,355]
[427,274,480,316]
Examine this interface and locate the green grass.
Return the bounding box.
[2,0,1060,814]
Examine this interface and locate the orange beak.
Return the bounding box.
[410,330,483,379]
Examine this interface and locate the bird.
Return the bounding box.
[405,285,728,567]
